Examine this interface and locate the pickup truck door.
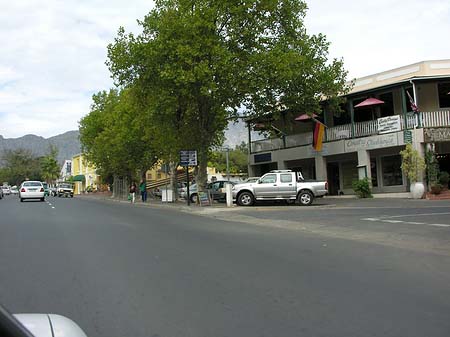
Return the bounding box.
[253,173,278,199]
[278,173,297,197]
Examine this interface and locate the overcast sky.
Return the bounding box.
[0,0,449,138]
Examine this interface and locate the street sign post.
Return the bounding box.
[180,150,198,206]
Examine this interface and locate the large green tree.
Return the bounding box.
[79,88,158,180]
[41,145,60,183]
[107,0,348,189]
[0,149,42,186]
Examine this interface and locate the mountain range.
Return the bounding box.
[0,122,251,167]
[0,130,81,165]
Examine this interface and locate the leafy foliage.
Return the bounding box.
[425,148,439,187]
[79,88,158,179]
[352,178,373,198]
[40,145,60,183]
[105,0,348,189]
[438,171,449,188]
[208,142,248,174]
[400,144,426,182]
[0,149,43,186]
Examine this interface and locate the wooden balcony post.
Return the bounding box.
[400,86,408,130]
[349,100,355,138]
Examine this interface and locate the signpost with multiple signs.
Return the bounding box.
[180,150,197,206]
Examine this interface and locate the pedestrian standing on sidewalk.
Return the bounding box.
[139,180,147,202]
[129,182,137,203]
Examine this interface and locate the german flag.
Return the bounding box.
[313,122,325,151]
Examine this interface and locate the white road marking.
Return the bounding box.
[51,206,55,209]
[360,218,449,228]
[385,212,450,219]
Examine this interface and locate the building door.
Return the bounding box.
[327,163,340,195]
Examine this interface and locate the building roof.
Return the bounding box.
[348,59,450,95]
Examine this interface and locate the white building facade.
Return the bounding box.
[247,60,450,195]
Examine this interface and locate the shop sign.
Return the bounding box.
[424,127,450,143]
[403,130,412,144]
[377,115,401,134]
[254,153,272,163]
[345,133,398,152]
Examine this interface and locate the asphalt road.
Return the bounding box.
[1,195,450,337]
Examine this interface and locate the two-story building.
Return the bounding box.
[247,59,450,195]
[59,160,72,182]
[71,153,100,194]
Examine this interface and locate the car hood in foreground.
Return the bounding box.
[14,314,88,337]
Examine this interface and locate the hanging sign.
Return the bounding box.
[378,115,401,134]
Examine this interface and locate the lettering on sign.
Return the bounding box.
[180,150,197,166]
[377,115,401,134]
[424,128,450,142]
[198,191,211,206]
[345,133,398,151]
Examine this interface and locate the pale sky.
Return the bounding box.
[0,0,449,138]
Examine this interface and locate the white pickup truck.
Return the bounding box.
[233,170,328,206]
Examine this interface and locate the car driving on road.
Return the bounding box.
[1,185,11,195]
[56,182,74,197]
[10,186,19,195]
[19,181,45,202]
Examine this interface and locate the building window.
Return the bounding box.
[382,155,403,186]
[438,83,450,108]
[378,92,394,117]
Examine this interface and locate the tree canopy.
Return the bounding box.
[82,0,348,188]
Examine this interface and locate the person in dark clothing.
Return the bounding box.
[129,182,137,203]
[139,180,147,202]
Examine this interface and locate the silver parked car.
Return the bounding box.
[19,181,45,202]
[188,180,236,203]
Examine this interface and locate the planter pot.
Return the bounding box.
[410,182,425,199]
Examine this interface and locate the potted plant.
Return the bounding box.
[400,144,426,199]
[438,171,449,190]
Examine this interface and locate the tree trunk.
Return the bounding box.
[196,147,208,192]
[169,162,177,199]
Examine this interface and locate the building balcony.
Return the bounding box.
[250,110,450,153]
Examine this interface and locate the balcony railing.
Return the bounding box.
[250,110,450,153]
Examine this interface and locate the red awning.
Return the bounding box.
[354,97,384,108]
[294,113,318,121]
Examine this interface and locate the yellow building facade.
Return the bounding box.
[71,154,100,194]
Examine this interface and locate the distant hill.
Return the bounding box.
[0,130,81,165]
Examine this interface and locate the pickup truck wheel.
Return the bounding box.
[237,192,254,206]
[190,193,197,203]
[298,191,313,206]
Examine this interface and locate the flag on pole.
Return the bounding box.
[406,90,419,113]
[312,121,325,151]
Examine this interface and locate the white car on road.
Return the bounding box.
[1,186,11,195]
[19,181,45,202]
